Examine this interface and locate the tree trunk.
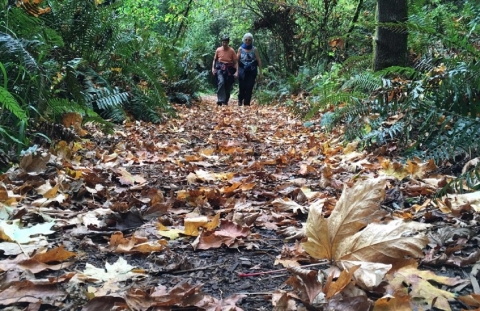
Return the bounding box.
[373,0,408,71]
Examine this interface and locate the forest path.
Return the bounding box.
[1,96,476,310]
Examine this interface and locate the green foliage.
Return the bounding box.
[0,86,27,121]
[321,65,480,166]
[439,162,480,196]
[341,72,381,93]
[0,60,30,157]
[427,61,480,116]
[84,87,129,111]
[0,32,39,72]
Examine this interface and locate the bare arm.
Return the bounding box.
[254,48,263,78]
[212,50,218,74]
[235,48,239,72]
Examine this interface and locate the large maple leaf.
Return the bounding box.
[302,178,430,267]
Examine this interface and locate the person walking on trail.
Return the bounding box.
[212,35,238,106]
[237,33,263,106]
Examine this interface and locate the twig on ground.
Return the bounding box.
[238,261,329,277]
[171,264,223,274]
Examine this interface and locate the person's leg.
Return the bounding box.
[225,77,233,105]
[238,79,245,106]
[243,73,257,106]
[217,73,226,105]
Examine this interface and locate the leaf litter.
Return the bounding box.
[0,96,479,310]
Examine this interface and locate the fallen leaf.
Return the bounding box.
[338,260,392,290]
[386,264,469,311]
[302,178,387,261]
[272,198,308,214]
[75,257,145,283]
[0,220,55,244]
[31,245,76,263]
[108,232,167,253]
[0,281,66,305]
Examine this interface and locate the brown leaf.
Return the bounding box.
[0,281,66,305]
[458,294,480,308]
[325,295,371,311]
[373,293,412,311]
[116,168,146,185]
[62,112,88,137]
[108,232,167,254]
[287,267,324,304]
[31,245,76,263]
[192,220,250,250]
[303,178,430,267]
[324,264,360,299]
[0,185,8,201]
[272,291,298,310]
[338,219,430,266]
[81,297,127,311]
[303,178,387,261]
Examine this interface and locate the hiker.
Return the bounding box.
[212,35,238,106]
[237,33,263,106]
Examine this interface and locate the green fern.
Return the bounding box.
[100,105,126,123]
[429,61,480,116]
[0,32,39,72]
[0,86,28,121]
[362,120,406,147]
[374,66,418,79]
[45,98,87,119]
[340,55,372,74]
[341,72,382,93]
[84,87,129,110]
[305,91,362,120]
[438,162,480,195]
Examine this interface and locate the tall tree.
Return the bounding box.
[373,0,408,71]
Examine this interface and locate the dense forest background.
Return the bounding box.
[1,0,479,191]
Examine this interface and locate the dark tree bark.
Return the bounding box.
[373,0,408,71]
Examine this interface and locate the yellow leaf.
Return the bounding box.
[43,184,60,199]
[157,223,184,240]
[386,265,469,311]
[204,213,221,231]
[184,216,209,236]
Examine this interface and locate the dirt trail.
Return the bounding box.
[5,97,474,310]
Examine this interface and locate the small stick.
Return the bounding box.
[171,264,222,274]
[238,261,328,277]
[17,242,30,258]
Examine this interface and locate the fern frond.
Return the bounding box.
[340,55,372,74]
[0,32,39,72]
[305,92,362,120]
[375,22,408,34]
[414,55,435,72]
[82,114,114,133]
[126,91,164,124]
[374,66,418,79]
[45,98,87,120]
[0,86,28,121]
[101,105,126,123]
[341,73,382,93]
[362,120,406,146]
[84,87,129,110]
[438,162,480,195]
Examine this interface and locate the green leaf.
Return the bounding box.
[0,86,27,121]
